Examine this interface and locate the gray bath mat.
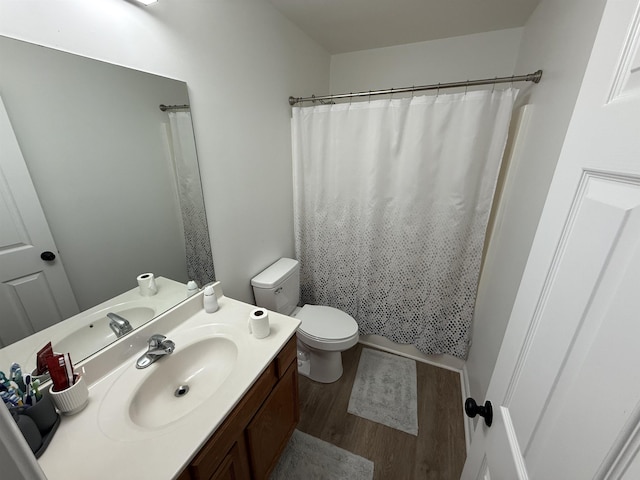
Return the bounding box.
[270,430,374,480]
[348,348,418,435]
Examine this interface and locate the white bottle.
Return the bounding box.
[186,280,199,297]
[203,285,219,313]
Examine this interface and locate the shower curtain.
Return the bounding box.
[292,90,516,359]
[167,111,215,287]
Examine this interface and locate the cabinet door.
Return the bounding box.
[211,440,251,480]
[245,361,299,480]
[182,364,277,480]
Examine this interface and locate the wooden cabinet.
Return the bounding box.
[246,361,299,479]
[179,335,299,480]
[210,439,251,480]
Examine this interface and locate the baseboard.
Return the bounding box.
[358,334,464,373]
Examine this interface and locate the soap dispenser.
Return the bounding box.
[186,280,199,297]
[203,285,219,313]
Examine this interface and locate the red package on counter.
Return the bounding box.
[36,342,54,375]
[46,353,74,391]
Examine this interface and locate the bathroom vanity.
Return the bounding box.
[178,336,298,480]
[34,285,301,480]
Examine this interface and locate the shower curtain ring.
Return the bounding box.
[368,90,371,102]
[437,83,440,97]
[411,86,415,98]
[465,81,469,95]
[492,77,497,93]
[349,93,353,105]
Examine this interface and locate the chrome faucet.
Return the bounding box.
[136,334,175,369]
[107,312,133,338]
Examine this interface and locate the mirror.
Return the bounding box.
[0,36,215,365]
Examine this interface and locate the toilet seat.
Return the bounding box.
[295,305,359,351]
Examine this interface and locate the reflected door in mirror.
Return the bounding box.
[0,96,79,347]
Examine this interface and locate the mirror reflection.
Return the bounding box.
[0,36,215,364]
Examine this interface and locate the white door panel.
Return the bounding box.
[524,175,640,476]
[510,175,639,453]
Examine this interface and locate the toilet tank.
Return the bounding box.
[250,258,300,315]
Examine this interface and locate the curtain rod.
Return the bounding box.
[288,70,543,106]
[159,104,190,111]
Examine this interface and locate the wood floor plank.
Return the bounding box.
[297,343,466,480]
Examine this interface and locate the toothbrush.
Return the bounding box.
[5,382,22,400]
[9,363,20,384]
[31,379,42,402]
[10,363,26,393]
[23,374,34,406]
[1,391,22,407]
[6,380,22,398]
[1,391,16,407]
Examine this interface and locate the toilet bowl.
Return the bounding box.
[293,305,359,383]
[251,258,359,383]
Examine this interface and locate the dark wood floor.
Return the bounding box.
[297,343,466,480]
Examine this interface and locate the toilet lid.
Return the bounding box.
[296,305,358,341]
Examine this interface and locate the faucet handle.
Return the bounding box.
[162,340,176,354]
[148,334,167,348]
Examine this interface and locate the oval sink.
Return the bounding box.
[129,337,238,428]
[54,307,155,361]
[98,324,245,441]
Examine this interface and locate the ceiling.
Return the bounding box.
[266,0,541,54]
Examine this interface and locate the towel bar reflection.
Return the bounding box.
[159,104,190,111]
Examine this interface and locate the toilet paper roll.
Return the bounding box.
[137,273,158,296]
[248,308,270,339]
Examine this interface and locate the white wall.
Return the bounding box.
[1,36,189,310]
[330,28,523,94]
[466,0,608,404]
[0,0,330,304]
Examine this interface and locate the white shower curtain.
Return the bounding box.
[167,111,215,287]
[292,90,516,359]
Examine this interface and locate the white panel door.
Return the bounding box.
[462,0,640,478]
[0,96,78,347]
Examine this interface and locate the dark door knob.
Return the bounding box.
[40,251,56,262]
[465,397,493,427]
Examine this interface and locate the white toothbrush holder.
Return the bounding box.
[49,374,89,415]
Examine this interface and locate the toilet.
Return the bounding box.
[251,258,359,383]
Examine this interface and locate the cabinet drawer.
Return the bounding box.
[275,335,297,378]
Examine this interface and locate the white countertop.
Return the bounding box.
[36,290,300,480]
